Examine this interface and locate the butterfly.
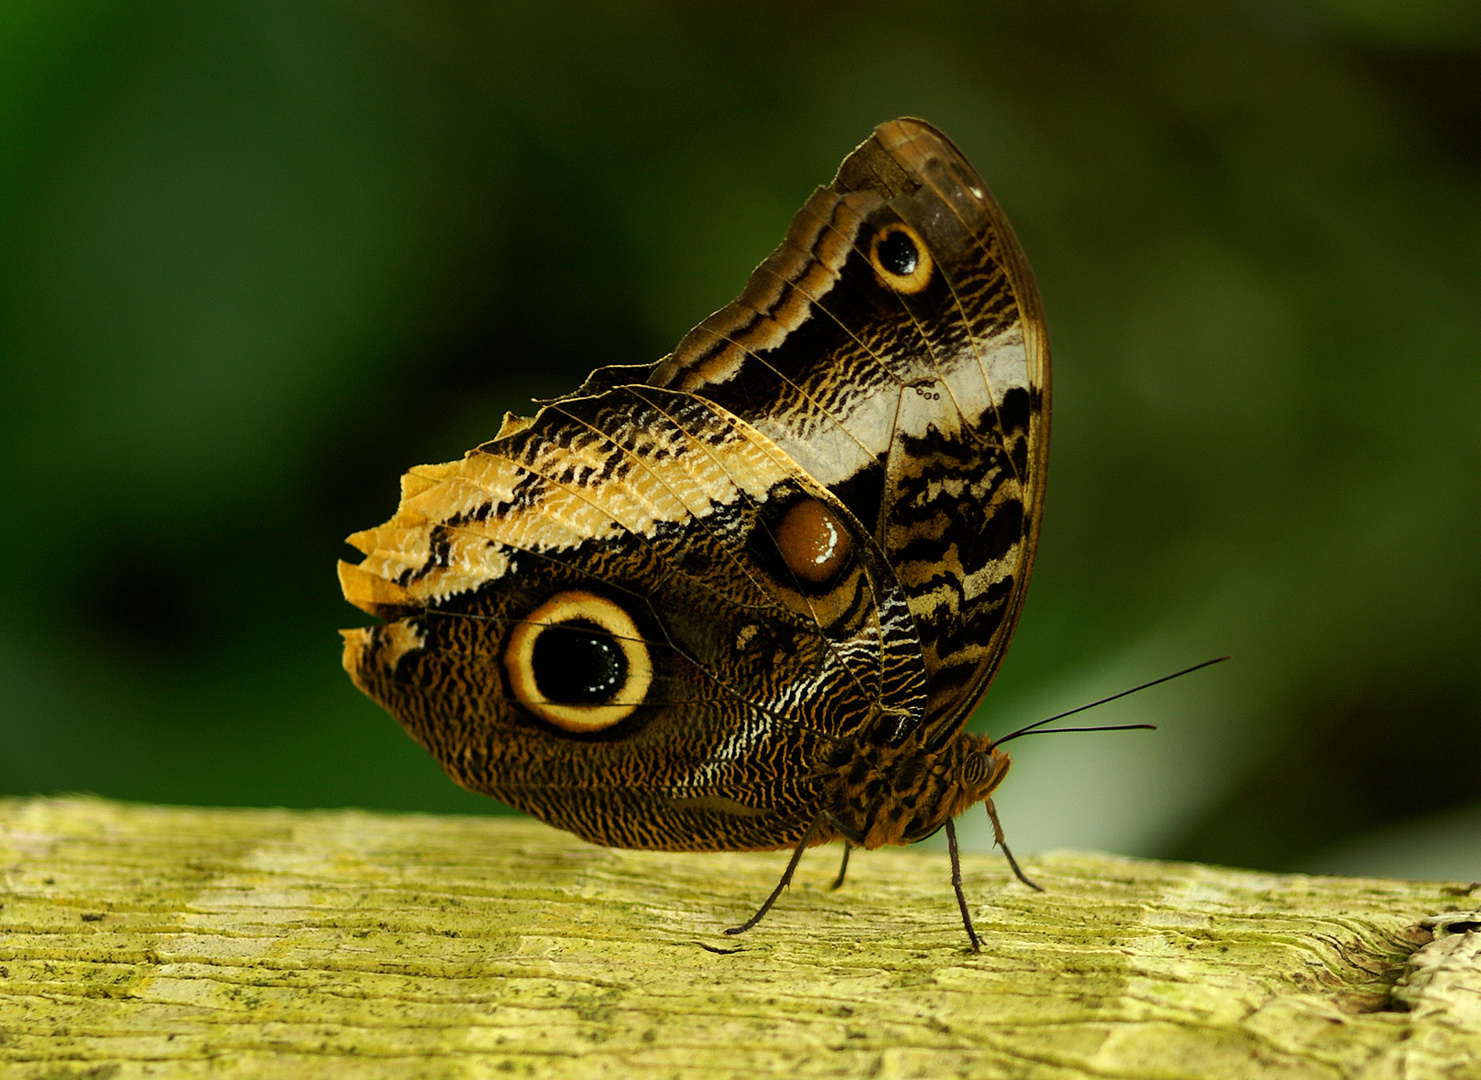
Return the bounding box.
[339,118,1050,950]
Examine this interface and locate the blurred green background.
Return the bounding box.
[2,0,1478,878]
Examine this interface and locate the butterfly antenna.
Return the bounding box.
[991,655,1230,748]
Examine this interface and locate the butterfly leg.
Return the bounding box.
[985,798,1042,891]
[829,843,852,892]
[724,811,826,937]
[820,812,863,892]
[945,817,982,952]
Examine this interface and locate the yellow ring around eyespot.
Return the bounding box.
[868,221,934,295]
[503,590,653,733]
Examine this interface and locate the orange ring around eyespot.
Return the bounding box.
[868,222,934,295]
[503,590,653,732]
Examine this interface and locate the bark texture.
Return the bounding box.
[1,796,1477,1078]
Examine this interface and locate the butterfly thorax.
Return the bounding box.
[826,730,1010,850]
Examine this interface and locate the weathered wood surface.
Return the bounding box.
[1,797,1477,1079]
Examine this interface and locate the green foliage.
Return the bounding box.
[1,2,1477,872]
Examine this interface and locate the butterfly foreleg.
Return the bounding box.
[984,797,1042,892]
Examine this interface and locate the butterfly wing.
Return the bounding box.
[643,119,1050,744]
[341,119,1045,852]
[340,387,927,851]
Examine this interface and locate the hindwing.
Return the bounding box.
[341,387,927,850]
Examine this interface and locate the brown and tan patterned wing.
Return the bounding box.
[643,119,1050,745]
[339,386,927,852]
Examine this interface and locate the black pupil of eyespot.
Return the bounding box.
[531,619,626,704]
[877,230,918,276]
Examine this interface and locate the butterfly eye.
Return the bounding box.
[868,222,934,294]
[503,590,653,732]
[773,497,852,587]
[961,752,991,788]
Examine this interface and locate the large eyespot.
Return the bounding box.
[503,591,653,732]
[773,497,852,587]
[868,222,933,294]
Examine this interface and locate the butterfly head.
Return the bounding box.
[954,732,1013,807]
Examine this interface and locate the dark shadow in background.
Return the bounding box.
[1,2,1477,872]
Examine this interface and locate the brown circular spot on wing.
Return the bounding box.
[774,498,852,586]
[504,590,653,732]
[868,222,933,294]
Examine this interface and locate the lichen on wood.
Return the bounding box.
[1,796,1477,1078]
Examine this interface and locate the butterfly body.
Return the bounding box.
[340,119,1049,944]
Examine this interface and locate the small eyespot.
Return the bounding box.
[868,222,933,294]
[503,591,652,732]
[773,497,852,586]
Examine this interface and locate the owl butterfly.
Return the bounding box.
[339,118,1049,951]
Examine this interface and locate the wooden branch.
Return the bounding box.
[2,797,1477,1078]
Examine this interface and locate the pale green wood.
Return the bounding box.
[1,796,1477,1079]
